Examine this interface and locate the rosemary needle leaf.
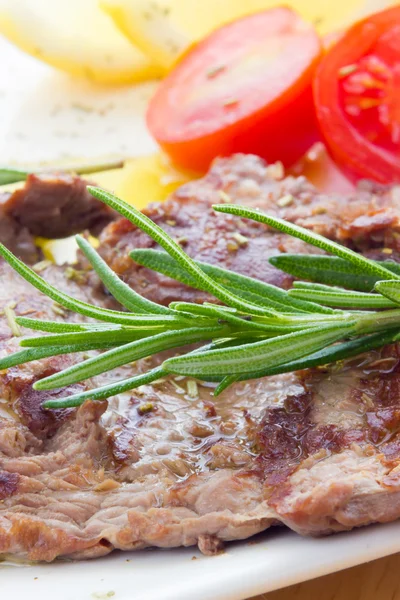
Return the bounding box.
[289,287,396,309]
[76,235,171,315]
[130,248,335,315]
[251,312,354,326]
[0,343,114,370]
[383,262,400,277]
[20,328,153,348]
[43,366,167,409]
[15,317,121,333]
[163,323,356,377]
[87,187,276,317]
[174,302,284,333]
[0,168,30,185]
[375,281,400,306]
[293,282,354,291]
[0,160,124,187]
[34,325,230,391]
[214,205,400,282]
[213,375,239,396]
[269,254,382,292]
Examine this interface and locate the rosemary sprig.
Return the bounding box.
[1,187,400,409]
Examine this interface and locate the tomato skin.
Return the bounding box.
[147,8,321,172]
[313,6,400,184]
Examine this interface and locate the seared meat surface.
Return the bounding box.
[99,154,400,305]
[2,155,400,561]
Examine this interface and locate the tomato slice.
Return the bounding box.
[147,8,321,172]
[313,6,400,184]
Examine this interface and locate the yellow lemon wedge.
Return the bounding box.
[0,0,163,84]
[101,0,396,70]
[94,153,192,208]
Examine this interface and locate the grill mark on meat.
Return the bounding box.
[257,392,313,486]
[0,471,19,499]
[258,346,400,494]
[16,385,80,440]
[4,155,400,560]
[304,425,365,456]
[256,390,364,491]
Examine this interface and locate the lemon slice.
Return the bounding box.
[101,0,396,70]
[94,153,192,208]
[100,0,190,70]
[0,0,163,84]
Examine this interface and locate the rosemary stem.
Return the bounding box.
[0,159,124,187]
[254,313,355,325]
[356,309,400,334]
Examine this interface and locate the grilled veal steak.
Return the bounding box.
[0,172,116,262]
[2,155,400,561]
[99,154,400,305]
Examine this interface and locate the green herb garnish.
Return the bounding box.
[2,188,400,410]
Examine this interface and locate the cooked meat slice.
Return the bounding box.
[0,193,39,263]
[3,155,400,561]
[98,154,400,306]
[1,172,116,240]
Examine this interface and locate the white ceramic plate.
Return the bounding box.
[3,523,400,600]
[1,35,399,600]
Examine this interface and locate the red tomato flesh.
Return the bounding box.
[147,8,321,172]
[314,6,400,184]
